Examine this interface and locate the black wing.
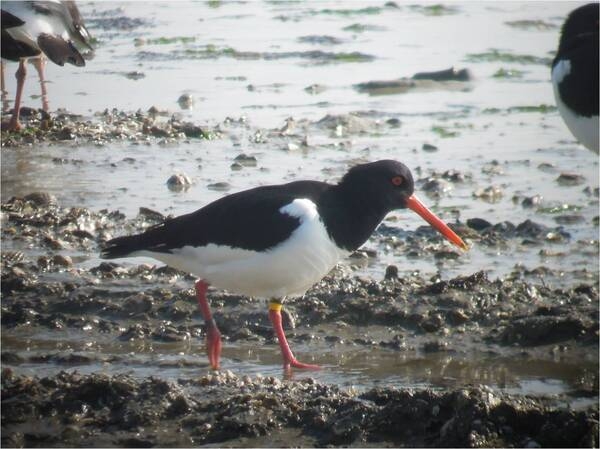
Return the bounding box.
[1,9,25,29]
[102,180,330,258]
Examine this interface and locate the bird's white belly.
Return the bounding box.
[135,199,348,298]
[552,61,600,153]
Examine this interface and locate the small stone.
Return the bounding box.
[24,192,56,206]
[207,182,231,191]
[52,255,73,268]
[384,265,399,280]
[234,154,257,167]
[466,217,492,231]
[167,174,192,191]
[521,195,542,208]
[556,173,585,186]
[57,127,75,140]
[422,143,438,152]
[473,185,503,202]
[125,71,145,80]
[177,93,194,110]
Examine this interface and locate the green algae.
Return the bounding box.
[466,49,551,66]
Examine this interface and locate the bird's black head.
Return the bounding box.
[558,3,599,51]
[325,159,466,252]
[338,159,415,212]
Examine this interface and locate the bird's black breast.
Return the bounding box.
[554,34,599,117]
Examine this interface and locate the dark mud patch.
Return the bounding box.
[0,108,219,148]
[135,46,375,65]
[2,370,598,448]
[355,67,472,96]
[465,49,551,66]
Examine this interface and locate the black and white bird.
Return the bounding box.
[102,160,467,370]
[551,2,599,153]
[1,1,93,131]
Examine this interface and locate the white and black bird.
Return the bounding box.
[1,1,93,131]
[102,160,467,370]
[551,2,599,153]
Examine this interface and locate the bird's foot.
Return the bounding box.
[284,357,320,370]
[1,118,22,132]
[206,325,222,370]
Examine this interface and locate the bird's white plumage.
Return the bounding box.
[552,59,600,153]
[132,198,348,298]
[3,1,71,50]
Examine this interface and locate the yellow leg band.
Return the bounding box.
[269,301,283,312]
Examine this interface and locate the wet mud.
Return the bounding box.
[1,189,598,447]
[2,369,597,448]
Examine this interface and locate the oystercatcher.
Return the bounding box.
[102,160,468,370]
[1,1,93,131]
[551,2,599,153]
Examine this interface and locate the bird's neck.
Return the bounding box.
[318,185,390,252]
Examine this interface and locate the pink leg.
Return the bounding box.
[6,59,27,131]
[268,301,320,370]
[195,280,222,370]
[1,61,9,113]
[31,57,49,112]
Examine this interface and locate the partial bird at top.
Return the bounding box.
[1,1,93,131]
[551,3,599,153]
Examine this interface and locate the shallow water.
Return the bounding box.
[1,1,598,408]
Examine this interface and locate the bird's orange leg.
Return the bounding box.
[268,300,320,370]
[195,280,222,370]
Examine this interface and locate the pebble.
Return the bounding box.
[52,255,73,268]
[473,185,503,202]
[177,94,194,109]
[556,173,585,186]
[234,154,258,167]
[207,182,231,191]
[166,174,192,191]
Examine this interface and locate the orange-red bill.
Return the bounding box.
[406,195,468,250]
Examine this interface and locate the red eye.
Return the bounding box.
[391,176,403,186]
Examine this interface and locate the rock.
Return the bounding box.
[177,93,194,110]
[166,174,192,191]
[556,173,585,186]
[467,218,492,231]
[521,195,543,208]
[316,113,377,135]
[233,154,257,167]
[123,293,154,315]
[412,67,472,81]
[207,182,231,191]
[384,265,399,280]
[473,185,503,202]
[422,143,438,152]
[138,207,165,221]
[24,192,57,207]
[52,255,73,268]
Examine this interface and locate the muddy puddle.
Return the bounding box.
[1,1,598,447]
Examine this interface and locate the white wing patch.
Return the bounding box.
[551,59,571,84]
